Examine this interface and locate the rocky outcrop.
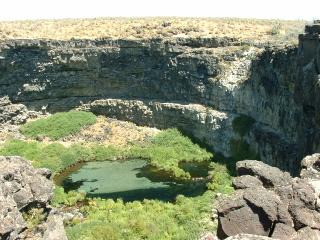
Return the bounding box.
[217,156,320,240]
[0,96,28,125]
[0,156,67,240]
[80,99,237,155]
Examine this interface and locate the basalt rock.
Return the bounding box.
[217,157,320,240]
[0,156,67,240]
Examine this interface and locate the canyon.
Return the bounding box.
[0,22,319,174]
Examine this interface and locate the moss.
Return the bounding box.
[232,115,255,137]
[21,111,97,140]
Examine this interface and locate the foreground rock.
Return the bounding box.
[0,156,67,240]
[217,156,320,240]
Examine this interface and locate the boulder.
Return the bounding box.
[225,234,276,240]
[232,175,263,189]
[217,158,320,239]
[0,96,28,125]
[0,156,67,240]
[271,223,296,239]
[43,214,68,240]
[218,206,268,239]
[217,191,269,238]
[243,187,292,225]
[236,160,291,188]
[300,153,320,180]
[0,156,53,210]
[294,227,320,240]
[0,193,26,239]
[290,207,320,230]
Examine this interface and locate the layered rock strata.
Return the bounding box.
[0,22,319,173]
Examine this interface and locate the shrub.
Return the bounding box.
[65,191,216,240]
[268,22,282,36]
[22,208,47,230]
[21,111,97,140]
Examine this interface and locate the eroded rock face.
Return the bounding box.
[217,157,320,240]
[0,156,67,240]
[0,32,317,174]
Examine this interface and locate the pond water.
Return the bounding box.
[55,159,210,202]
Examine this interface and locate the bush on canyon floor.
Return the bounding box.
[207,162,234,194]
[56,189,215,240]
[21,111,97,140]
[129,129,213,179]
[0,129,212,180]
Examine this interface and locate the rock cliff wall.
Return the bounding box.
[0,22,319,174]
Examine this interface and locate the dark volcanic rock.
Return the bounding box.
[218,206,269,238]
[294,227,320,240]
[0,156,53,210]
[225,234,276,240]
[217,157,320,240]
[271,223,296,239]
[236,160,291,188]
[0,156,67,240]
[232,175,263,189]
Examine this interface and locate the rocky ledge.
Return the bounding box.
[0,156,67,240]
[217,154,320,240]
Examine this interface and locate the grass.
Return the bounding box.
[53,187,216,240]
[0,129,212,180]
[21,111,97,140]
[0,17,306,44]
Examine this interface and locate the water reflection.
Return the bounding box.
[55,159,210,202]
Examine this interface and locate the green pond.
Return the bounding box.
[55,159,209,202]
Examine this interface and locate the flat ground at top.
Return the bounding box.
[0,17,306,44]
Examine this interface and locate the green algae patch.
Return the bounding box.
[21,111,97,140]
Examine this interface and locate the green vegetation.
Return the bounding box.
[2,112,233,239]
[53,187,215,240]
[21,111,97,140]
[22,208,47,230]
[129,129,213,179]
[0,129,212,180]
[232,114,255,137]
[207,162,234,194]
